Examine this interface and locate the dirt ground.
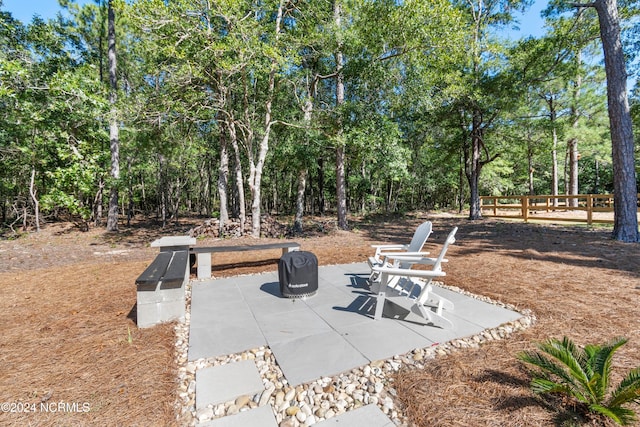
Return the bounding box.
[1,213,639,426]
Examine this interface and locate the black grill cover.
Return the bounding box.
[278,251,318,298]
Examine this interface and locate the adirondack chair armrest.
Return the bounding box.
[372,265,447,278]
[381,255,447,266]
[371,244,409,249]
[371,244,409,256]
[379,251,432,258]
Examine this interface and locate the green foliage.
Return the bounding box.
[519,337,640,425]
[0,0,636,229]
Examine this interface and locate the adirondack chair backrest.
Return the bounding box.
[396,221,433,269]
[432,227,458,272]
[407,221,433,253]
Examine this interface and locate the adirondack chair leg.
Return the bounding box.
[369,280,381,295]
[417,284,454,312]
[412,303,453,329]
[374,291,385,320]
[368,226,458,328]
[436,299,444,316]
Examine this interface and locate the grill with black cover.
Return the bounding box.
[278,251,318,298]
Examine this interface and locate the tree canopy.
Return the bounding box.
[0,0,638,240]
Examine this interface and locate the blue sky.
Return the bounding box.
[2,0,91,23]
[3,0,548,39]
[502,1,548,39]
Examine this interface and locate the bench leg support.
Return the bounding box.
[137,284,185,328]
[197,252,212,279]
[282,246,300,256]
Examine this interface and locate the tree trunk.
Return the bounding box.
[528,148,534,195]
[361,161,367,214]
[568,55,582,208]
[458,149,464,213]
[127,156,133,226]
[294,89,314,233]
[593,0,639,242]
[293,169,307,234]
[29,167,40,232]
[217,128,229,233]
[334,0,348,230]
[466,111,483,220]
[548,97,559,207]
[228,121,246,230]
[159,155,167,228]
[93,178,103,226]
[568,136,579,203]
[106,0,119,232]
[551,128,559,206]
[317,157,325,215]
[249,0,284,238]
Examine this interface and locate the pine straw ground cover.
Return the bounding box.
[0,214,639,426]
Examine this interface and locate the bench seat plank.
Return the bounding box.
[190,242,300,253]
[136,251,172,291]
[190,242,300,279]
[161,250,189,289]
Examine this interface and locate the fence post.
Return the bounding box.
[522,196,529,222]
[587,194,593,225]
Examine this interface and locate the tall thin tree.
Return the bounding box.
[575,0,638,241]
[334,0,348,230]
[106,0,119,232]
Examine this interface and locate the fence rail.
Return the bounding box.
[480,194,640,225]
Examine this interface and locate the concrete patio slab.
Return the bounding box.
[244,291,309,320]
[195,360,264,410]
[189,281,267,360]
[200,405,278,427]
[447,296,522,328]
[188,262,524,387]
[314,404,394,426]
[269,330,370,386]
[308,294,376,333]
[339,319,435,361]
[400,311,487,344]
[256,307,333,344]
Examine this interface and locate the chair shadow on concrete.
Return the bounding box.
[346,274,370,290]
[332,293,378,319]
[337,273,444,326]
[331,291,444,328]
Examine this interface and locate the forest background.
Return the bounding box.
[1,0,639,239]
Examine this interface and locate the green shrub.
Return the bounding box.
[518,336,640,425]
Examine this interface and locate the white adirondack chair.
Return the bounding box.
[368,221,432,282]
[369,227,458,328]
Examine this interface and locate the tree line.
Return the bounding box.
[0,0,638,240]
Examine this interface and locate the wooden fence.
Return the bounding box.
[480,194,640,225]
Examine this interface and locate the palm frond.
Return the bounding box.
[590,404,637,426]
[530,378,573,395]
[591,337,628,401]
[519,345,589,403]
[520,337,640,425]
[519,349,585,397]
[608,367,640,408]
[538,337,590,386]
[586,373,604,404]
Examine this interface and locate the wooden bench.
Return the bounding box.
[136,250,190,291]
[190,242,300,279]
[136,235,195,328]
